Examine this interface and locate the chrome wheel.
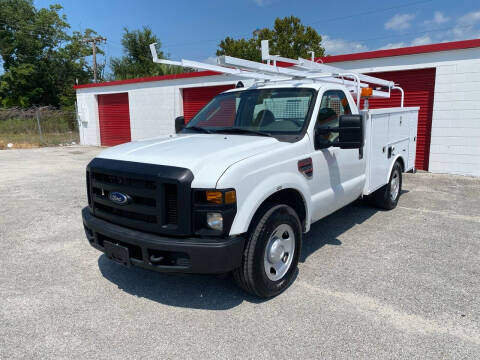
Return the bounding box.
[264,224,295,281]
[390,169,400,201]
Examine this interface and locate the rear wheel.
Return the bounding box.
[370,161,402,210]
[233,203,302,298]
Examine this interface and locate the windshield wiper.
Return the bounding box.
[212,127,272,137]
[184,126,213,134]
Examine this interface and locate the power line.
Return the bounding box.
[355,23,478,44]
[161,0,434,50]
[307,0,433,25]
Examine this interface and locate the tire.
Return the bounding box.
[233,203,302,298]
[370,161,403,210]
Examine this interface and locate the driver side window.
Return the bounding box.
[315,90,351,146]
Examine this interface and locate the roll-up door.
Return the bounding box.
[182,85,235,123]
[98,93,131,146]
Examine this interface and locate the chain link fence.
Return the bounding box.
[0,106,79,149]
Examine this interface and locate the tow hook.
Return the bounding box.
[149,254,165,264]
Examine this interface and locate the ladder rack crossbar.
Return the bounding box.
[150,41,400,104]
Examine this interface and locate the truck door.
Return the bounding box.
[309,89,366,221]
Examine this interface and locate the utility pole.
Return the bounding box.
[83,36,106,82]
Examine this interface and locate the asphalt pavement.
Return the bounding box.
[1,146,479,359]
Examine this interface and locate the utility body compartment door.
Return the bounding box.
[367,112,390,192]
[363,107,419,195]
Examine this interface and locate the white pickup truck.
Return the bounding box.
[82,46,419,297]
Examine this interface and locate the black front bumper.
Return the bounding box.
[82,207,245,274]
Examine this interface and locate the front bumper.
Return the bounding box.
[82,207,245,274]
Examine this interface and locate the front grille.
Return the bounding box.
[165,184,178,225]
[87,158,193,236]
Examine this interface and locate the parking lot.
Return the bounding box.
[1,146,479,359]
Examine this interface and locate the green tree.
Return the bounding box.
[0,0,100,108]
[216,16,325,62]
[111,27,187,80]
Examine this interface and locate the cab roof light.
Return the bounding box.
[361,87,373,97]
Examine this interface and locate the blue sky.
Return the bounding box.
[34,0,480,70]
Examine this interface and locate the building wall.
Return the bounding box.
[327,47,480,177]
[76,74,249,146]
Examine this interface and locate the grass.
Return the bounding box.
[0,111,79,150]
[0,132,79,149]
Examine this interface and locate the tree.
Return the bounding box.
[216,16,325,62]
[111,27,187,80]
[0,0,101,108]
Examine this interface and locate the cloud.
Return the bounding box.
[322,35,368,55]
[378,42,408,50]
[202,56,218,65]
[378,35,432,50]
[457,10,480,26]
[253,0,272,6]
[449,10,480,40]
[423,11,449,26]
[385,13,416,31]
[377,9,480,51]
[410,35,432,46]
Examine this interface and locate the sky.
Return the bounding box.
[33,0,480,72]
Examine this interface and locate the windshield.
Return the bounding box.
[184,88,316,136]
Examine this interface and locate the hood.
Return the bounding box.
[97,133,282,187]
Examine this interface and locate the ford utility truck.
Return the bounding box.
[82,42,418,297]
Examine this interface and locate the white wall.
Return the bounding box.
[76,74,249,146]
[329,47,480,177]
[76,92,100,146]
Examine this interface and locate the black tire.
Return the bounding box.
[233,203,302,298]
[370,161,403,210]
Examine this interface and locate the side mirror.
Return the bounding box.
[175,116,185,133]
[314,114,363,150]
[338,114,363,149]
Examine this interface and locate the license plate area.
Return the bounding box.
[104,240,130,267]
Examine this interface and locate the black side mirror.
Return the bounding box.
[338,114,363,149]
[175,116,185,133]
[314,114,363,150]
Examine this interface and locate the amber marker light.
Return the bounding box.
[206,191,223,204]
[361,87,373,97]
[224,190,236,204]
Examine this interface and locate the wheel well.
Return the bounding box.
[396,156,405,172]
[253,189,307,232]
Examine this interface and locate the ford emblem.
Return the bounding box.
[108,191,131,205]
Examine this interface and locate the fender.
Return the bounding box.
[386,154,406,183]
[227,171,312,236]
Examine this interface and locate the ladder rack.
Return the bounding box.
[150,40,404,107]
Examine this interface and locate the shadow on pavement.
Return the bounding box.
[98,255,265,310]
[301,199,379,262]
[98,199,381,309]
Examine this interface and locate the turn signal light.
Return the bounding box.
[225,190,236,204]
[206,191,223,204]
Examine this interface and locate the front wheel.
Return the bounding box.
[233,203,302,298]
[370,161,403,210]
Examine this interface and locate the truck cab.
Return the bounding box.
[83,72,417,298]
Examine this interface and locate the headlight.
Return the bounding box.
[206,212,223,231]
